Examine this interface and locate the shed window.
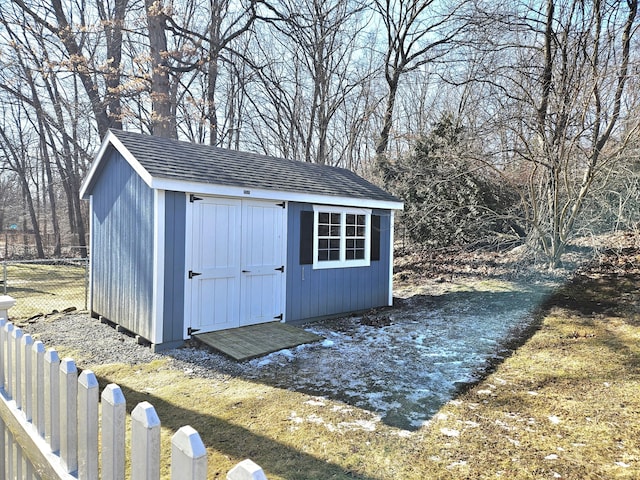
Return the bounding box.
[312,206,371,269]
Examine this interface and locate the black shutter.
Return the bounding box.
[300,211,314,264]
[371,215,381,261]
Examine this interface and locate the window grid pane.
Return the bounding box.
[317,212,342,262]
[344,214,366,260]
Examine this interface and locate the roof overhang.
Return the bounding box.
[80,131,404,211]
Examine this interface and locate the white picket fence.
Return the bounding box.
[0,316,268,480]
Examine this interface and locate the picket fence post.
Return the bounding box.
[131,401,161,480]
[101,383,126,480]
[78,370,99,480]
[5,322,14,395]
[22,333,34,421]
[171,426,207,479]
[44,348,60,453]
[0,317,6,389]
[60,358,78,474]
[12,327,23,409]
[32,340,45,436]
[227,459,269,480]
[0,317,5,477]
[0,318,271,480]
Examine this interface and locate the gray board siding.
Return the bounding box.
[109,129,400,204]
[162,191,186,344]
[90,149,155,339]
[285,202,391,322]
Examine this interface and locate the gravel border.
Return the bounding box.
[16,312,250,380]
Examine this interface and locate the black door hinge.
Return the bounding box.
[275,265,284,272]
[187,327,200,336]
[276,202,285,208]
[190,194,202,203]
[274,314,283,320]
[188,270,202,279]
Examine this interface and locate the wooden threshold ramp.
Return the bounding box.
[193,322,323,361]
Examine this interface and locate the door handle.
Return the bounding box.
[242,270,251,273]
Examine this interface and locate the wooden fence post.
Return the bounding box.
[0,415,5,478]
[0,318,6,389]
[131,401,161,480]
[11,327,23,408]
[227,459,268,480]
[4,322,14,395]
[21,333,33,421]
[44,348,60,453]
[78,370,99,480]
[101,384,126,480]
[171,426,207,480]
[31,341,45,436]
[60,358,78,474]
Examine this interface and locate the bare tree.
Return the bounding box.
[11,0,128,138]
[245,0,373,165]
[372,0,471,162]
[471,0,639,267]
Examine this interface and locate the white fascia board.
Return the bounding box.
[80,131,154,198]
[151,177,404,211]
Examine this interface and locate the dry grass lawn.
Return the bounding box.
[72,248,640,479]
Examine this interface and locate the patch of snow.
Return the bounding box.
[440,427,460,437]
[255,357,273,367]
[288,412,303,424]
[392,429,414,438]
[240,285,548,430]
[615,462,630,468]
[548,415,561,424]
[545,454,559,460]
[506,437,520,446]
[306,414,325,425]
[338,419,378,432]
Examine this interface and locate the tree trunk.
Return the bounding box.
[145,0,176,138]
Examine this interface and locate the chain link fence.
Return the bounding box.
[1,258,89,319]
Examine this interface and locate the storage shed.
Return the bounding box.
[80,130,403,351]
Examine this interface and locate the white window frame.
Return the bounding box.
[312,205,371,269]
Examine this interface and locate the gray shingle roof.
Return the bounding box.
[109,129,401,205]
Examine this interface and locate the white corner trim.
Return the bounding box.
[151,189,165,344]
[280,202,288,323]
[88,195,94,313]
[388,210,395,306]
